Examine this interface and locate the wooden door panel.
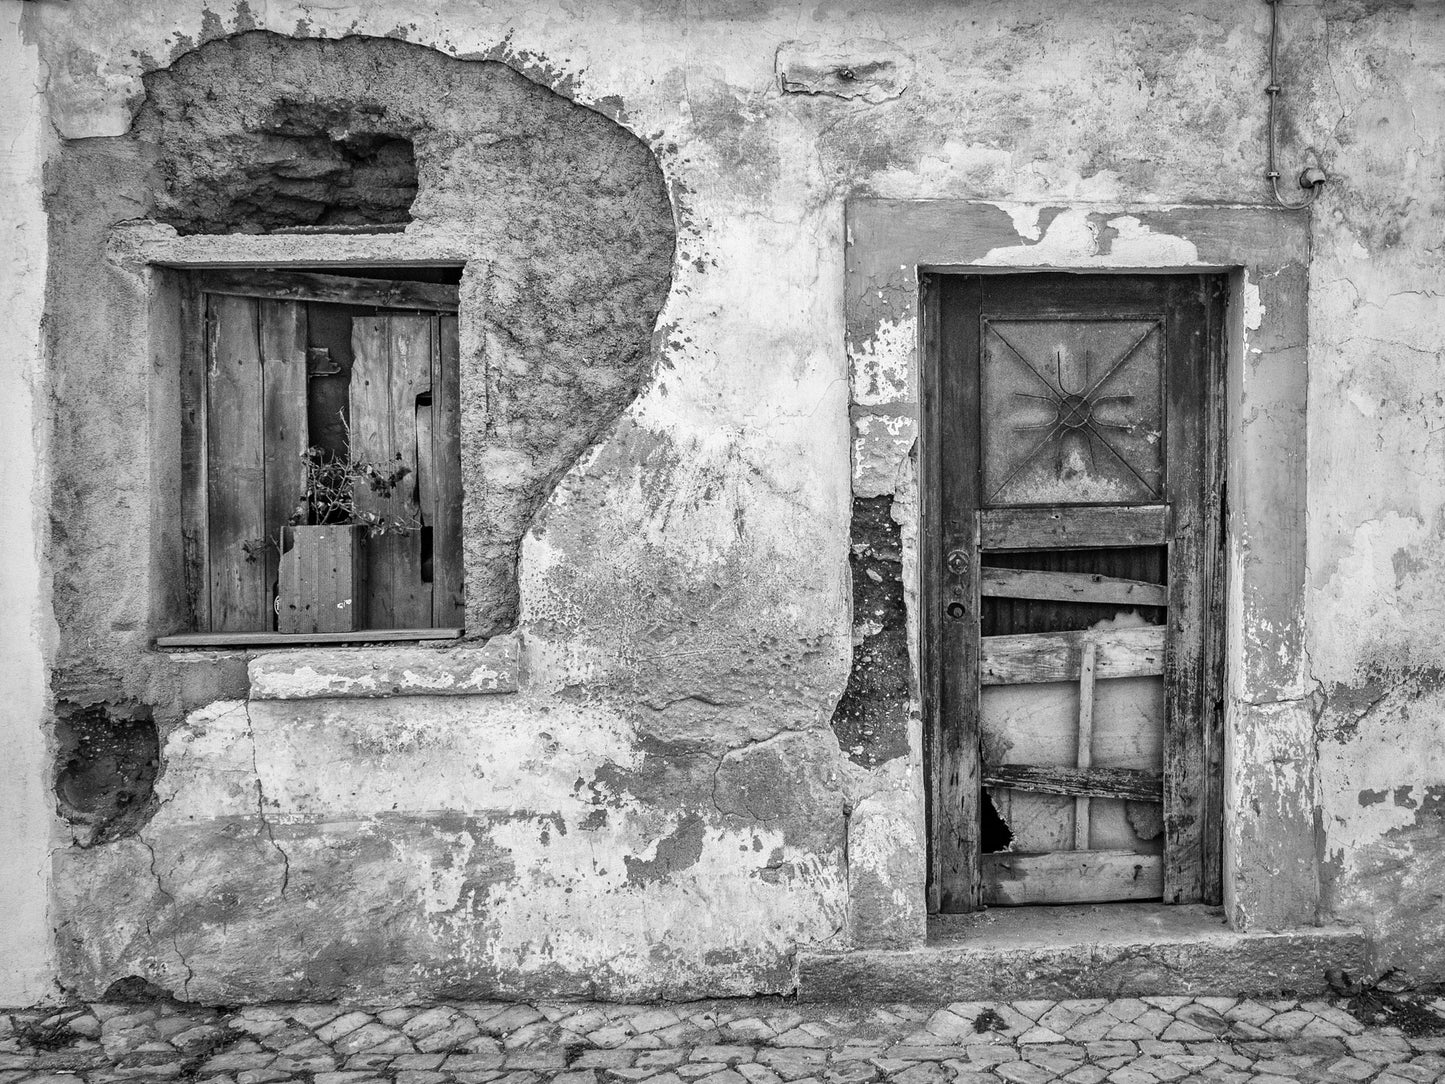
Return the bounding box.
[982,850,1164,906]
[980,317,1165,506]
[983,671,1164,861]
[981,677,1164,768]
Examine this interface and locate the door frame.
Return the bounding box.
[842,201,1314,939]
[920,271,1227,912]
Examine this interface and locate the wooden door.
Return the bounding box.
[924,273,1225,912]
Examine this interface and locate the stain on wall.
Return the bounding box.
[53,701,160,847]
[832,496,910,768]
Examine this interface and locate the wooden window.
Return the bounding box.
[171,268,463,644]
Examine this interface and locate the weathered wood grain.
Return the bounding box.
[981,627,1165,685]
[982,764,1163,802]
[1075,641,1098,850]
[927,273,983,912]
[259,299,308,630]
[180,276,209,630]
[1201,282,1229,907]
[432,314,465,626]
[1161,276,1223,905]
[981,505,1168,550]
[207,294,267,631]
[981,850,1163,905]
[980,567,1168,608]
[155,627,463,648]
[198,268,458,312]
[350,315,433,629]
[387,316,434,629]
[277,525,366,633]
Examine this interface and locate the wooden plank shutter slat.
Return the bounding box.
[259,300,309,630]
[982,764,1163,802]
[197,269,459,312]
[981,505,1169,550]
[980,627,1165,685]
[350,315,433,629]
[206,294,268,631]
[388,317,434,629]
[179,276,209,631]
[432,314,465,626]
[981,851,1163,906]
[350,316,393,624]
[979,567,1168,608]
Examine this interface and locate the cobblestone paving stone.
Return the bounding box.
[1,993,1442,1084]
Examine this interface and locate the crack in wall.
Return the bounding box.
[242,707,290,897]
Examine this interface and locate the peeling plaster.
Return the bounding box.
[850,316,916,407]
[976,209,1202,267]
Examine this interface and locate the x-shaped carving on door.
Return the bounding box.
[982,319,1165,506]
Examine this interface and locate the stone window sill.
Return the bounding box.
[156,633,520,701]
[246,636,519,700]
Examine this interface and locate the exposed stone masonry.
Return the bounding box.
[2,993,1442,1083]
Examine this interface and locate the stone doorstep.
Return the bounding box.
[797,904,1368,1003]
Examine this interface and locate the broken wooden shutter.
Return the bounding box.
[187,269,462,635]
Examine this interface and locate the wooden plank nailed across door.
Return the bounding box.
[981,850,1164,906]
[197,269,459,312]
[981,764,1163,802]
[981,505,1169,550]
[259,300,309,629]
[980,627,1165,685]
[206,294,268,631]
[980,567,1168,608]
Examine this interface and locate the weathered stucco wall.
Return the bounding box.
[1303,3,1445,974]
[11,0,1445,1001]
[0,4,59,1006]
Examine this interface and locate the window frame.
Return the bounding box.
[158,264,466,649]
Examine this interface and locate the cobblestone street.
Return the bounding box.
[3,993,1444,1084]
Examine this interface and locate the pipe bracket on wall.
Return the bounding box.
[1264,0,1327,209]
